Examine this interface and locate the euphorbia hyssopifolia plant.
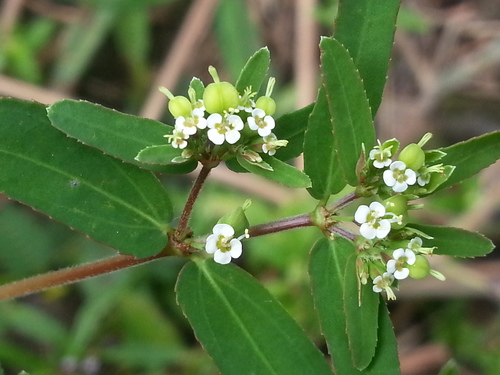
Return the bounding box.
[0,2,499,374]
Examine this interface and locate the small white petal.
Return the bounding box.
[393,248,406,260]
[360,223,376,239]
[391,161,406,170]
[354,205,370,224]
[214,250,232,264]
[369,202,386,217]
[257,126,272,137]
[208,129,225,145]
[207,113,223,128]
[394,268,409,280]
[205,234,218,254]
[405,249,416,265]
[229,239,242,258]
[375,219,391,238]
[373,284,383,293]
[386,259,396,273]
[405,169,417,185]
[247,117,258,131]
[383,170,396,187]
[213,223,234,237]
[225,129,241,144]
[392,181,408,192]
[227,115,244,131]
[252,108,266,118]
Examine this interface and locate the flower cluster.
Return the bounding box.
[351,134,452,299]
[162,67,288,166]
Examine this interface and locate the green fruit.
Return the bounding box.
[255,96,276,116]
[217,206,250,236]
[408,255,430,279]
[398,143,425,171]
[384,195,408,229]
[203,82,239,114]
[168,96,192,118]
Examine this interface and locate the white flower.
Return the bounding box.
[354,202,392,240]
[174,108,207,136]
[417,171,431,186]
[205,224,243,264]
[247,108,275,137]
[165,128,189,149]
[261,133,288,156]
[407,237,434,255]
[369,142,392,168]
[207,113,244,145]
[372,272,396,300]
[386,248,416,280]
[383,161,417,192]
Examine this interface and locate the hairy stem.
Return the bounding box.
[248,213,313,237]
[0,252,167,302]
[176,165,212,238]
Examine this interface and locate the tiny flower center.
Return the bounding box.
[216,235,231,252]
[215,121,229,135]
[395,257,408,271]
[393,169,408,183]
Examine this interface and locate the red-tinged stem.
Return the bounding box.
[0,251,167,302]
[248,213,313,237]
[176,165,212,238]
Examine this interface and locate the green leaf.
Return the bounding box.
[215,0,260,81]
[435,131,500,191]
[304,88,346,199]
[320,37,375,186]
[235,47,271,94]
[190,77,205,100]
[0,98,171,257]
[47,99,196,174]
[310,238,399,374]
[176,260,333,375]
[236,154,311,188]
[135,144,184,165]
[273,102,314,161]
[408,224,494,258]
[334,0,401,115]
[344,253,380,369]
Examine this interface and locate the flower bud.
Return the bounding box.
[168,96,192,118]
[217,203,250,236]
[408,255,430,279]
[255,96,276,116]
[203,82,239,114]
[398,143,425,171]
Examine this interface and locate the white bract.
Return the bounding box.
[166,128,189,149]
[207,113,244,145]
[383,161,417,192]
[262,133,288,156]
[205,224,243,264]
[247,108,275,137]
[372,272,396,300]
[354,202,392,240]
[369,142,392,168]
[386,248,416,280]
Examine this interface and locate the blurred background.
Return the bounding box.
[0,0,499,374]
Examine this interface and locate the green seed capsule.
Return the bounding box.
[203,82,239,114]
[408,255,430,279]
[168,96,192,118]
[398,143,425,171]
[217,206,250,236]
[255,96,276,116]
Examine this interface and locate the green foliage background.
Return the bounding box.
[0,0,499,374]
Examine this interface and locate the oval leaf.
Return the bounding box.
[236,154,311,188]
[334,0,401,116]
[436,131,500,191]
[0,99,171,257]
[176,260,333,375]
[408,224,494,258]
[344,252,380,369]
[304,88,346,199]
[273,102,314,161]
[135,144,189,166]
[47,99,196,174]
[310,238,398,373]
[235,47,270,94]
[320,37,375,186]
